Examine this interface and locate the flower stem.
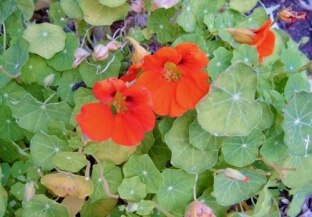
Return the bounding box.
[258,157,296,177]
[271,15,280,27]
[0,65,20,78]
[149,201,174,217]
[92,155,119,199]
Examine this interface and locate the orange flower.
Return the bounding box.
[136,42,210,117]
[120,63,143,83]
[76,78,155,146]
[226,19,275,63]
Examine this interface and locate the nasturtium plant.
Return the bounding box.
[1,0,312,216]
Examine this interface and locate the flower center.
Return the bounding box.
[111,92,127,114]
[162,62,182,82]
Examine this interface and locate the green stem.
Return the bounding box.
[2,22,6,51]
[149,201,174,217]
[258,157,296,177]
[92,155,119,199]
[0,65,20,78]
[43,93,56,104]
[271,15,280,27]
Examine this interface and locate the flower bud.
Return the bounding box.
[106,41,122,51]
[225,28,255,44]
[222,168,250,182]
[185,200,216,217]
[24,181,36,202]
[124,36,149,64]
[43,74,55,87]
[72,48,91,68]
[92,44,109,61]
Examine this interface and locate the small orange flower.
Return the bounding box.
[226,19,275,63]
[278,4,307,28]
[76,78,155,146]
[136,42,210,117]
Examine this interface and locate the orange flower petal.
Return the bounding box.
[128,106,156,132]
[93,78,127,102]
[136,71,164,94]
[176,72,210,109]
[76,103,113,141]
[111,113,144,146]
[143,47,181,73]
[256,30,275,57]
[251,20,271,46]
[175,42,209,72]
[152,82,187,117]
[120,63,143,83]
[123,84,154,109]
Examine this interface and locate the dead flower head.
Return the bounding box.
[278,4,308,28]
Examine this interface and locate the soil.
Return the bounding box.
[262,0,312,59]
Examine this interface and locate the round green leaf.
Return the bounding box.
[207,47,233,81]
[0,163,10,186]
[10,93,71,133]
[256,102,274,130]
[90,161,122,200]
[53,152,87,172]
[136,200,154,216]
[282,92,312,156]
[48,2,67,28]
[0,38,29,87]
[93,140,137,165]
[22,194,69,217]
[197,62,262,136]
[280,50,301,73]
[79,0,129,26]
[156,169,195,211]
[229,0,257,13]
[48,120,70,141]
[47,33,79,71]
[118,176,146,202]
[189,119,224,150]
[79,55,121,87]
[30,132,70,170]
[165,112,219,174]
[0,139,18,163]
[60,0,83,19]
[99,0,126,7]
[284,73,311,101]
[10,182,24,200]
[213,169,266,206]
[287,186,312,217]
[123,154,163,194]
[260,133,288,162]
[177,0,201,32]
[221,129,265,167]
[21,54,50,84]
[0,0,16,22]
[7,22,24,38]
[231,44,258,66]
[0,105,24,141]
[0,82,26,106]
[172,34,207,50]
[15,0,34,21]
[281,155,312,188]
[23,23,66,59]
[80,198,117,217]
[11,161,27,178]
[147,8,178,44]
[236,8,268,29]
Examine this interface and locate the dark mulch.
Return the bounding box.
[262,0,312,59]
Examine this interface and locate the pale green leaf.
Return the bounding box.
[60,0,83,19]
[79,0,129,26]
[123,155,163,194]
[99,0,126,7]
[30,132,70,170]
[23,23,66,59]
[229,0,257,14]
[118,176,146,201]
[165,112,219,173]
[22,194,69,217]
[282,92,312,156]
[213,169,266,206]
[284,73,311,101]
[177,0,201,32]
[207,47,232,81]
[90,161,122,200]
[197,62,262,136]
[232,44,258,66]
[53,152,87,173]
[156,169,195,211]
[10,93,71,133]
[14,0,34,21]
[0,105,23,141]
[221,129,265,167]
[260,133,288,162]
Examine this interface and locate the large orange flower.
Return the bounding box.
[136,42,210,117]
[76,78,155,146]
[226,19,275,63]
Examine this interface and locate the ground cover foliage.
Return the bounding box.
[0,0,312,216]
